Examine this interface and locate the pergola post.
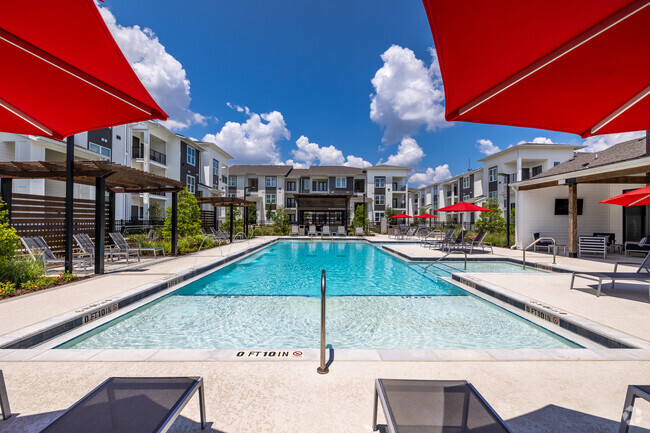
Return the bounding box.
[213,206,218,231]
[64,136,74,273]
[244,206,249,238]
[0,178,12,224]
[94,177,106,274]
[108,191,116,233]
[568,181,578,257]
[171,191,178,256]
[229,203,234,242]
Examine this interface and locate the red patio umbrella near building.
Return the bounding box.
[415,213,438,219]
[0,0,168,139]
[599,185,650,207]
[434,202,492,213]
[421,0,650,137]
[389,213,412,219]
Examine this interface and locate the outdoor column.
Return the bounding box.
[213,206,218,231]
[108,191,116,234]
[64,136,74,273]
[568,182,578,257]
[244,206,249,238]
[94,177,106,275]
[229,203,234,243]
[0,178,12,224]
[171,191,178,256]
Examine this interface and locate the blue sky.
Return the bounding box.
[99,0,642,186]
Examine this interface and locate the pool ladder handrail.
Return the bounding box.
[424,250,467,272]
[317,269,329,374]
[523,237,557,269]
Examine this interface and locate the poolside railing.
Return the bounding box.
[317,269,329,375]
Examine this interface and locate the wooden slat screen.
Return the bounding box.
[200,210,215,230]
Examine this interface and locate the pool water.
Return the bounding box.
[59,241,579,350]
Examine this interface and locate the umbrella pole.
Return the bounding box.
[64,137,74,273]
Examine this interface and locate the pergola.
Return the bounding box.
[0,161,184,274]
[196,196,254,242]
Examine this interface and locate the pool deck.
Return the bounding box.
[1,235,650,432]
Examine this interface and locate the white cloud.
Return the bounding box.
[477,139,501,156]
[286,136,372,168]
[408,164,452,187]
[582,131,645,153]
[517,136,554,145]
[370,45,448,144]
[99,6,207,130]
[383,137,425,167]
[202,110,290,164]
[227,102,251,115]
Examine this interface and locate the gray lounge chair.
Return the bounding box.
[308,225,318,236]
[424,229,454,249]
[73,233,122,262]
[355,227,364,236]
[337,226,347,236]
[290,225,299,236]
[372,379,512,433]
[110,232,165,260]
[445,230,467,251]
[210,227,230,243]
[322,226,332,237]
[20,236,90,275]
[0,370,10,420]
[39,377,206,433]
[619,385,650,433]
[570,252,650,300]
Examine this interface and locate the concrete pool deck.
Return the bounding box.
[1,236,650,431]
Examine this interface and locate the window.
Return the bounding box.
[463,176,470,189]
[89,142,111,158]
[286,181,296,191]
[375,194,385,205]
[336,177,347,188]
[212,160,219,188]
[554,161,561,166]
[266,194,276,204]
[186,175,196,194]
[374,212,384,223]
[463,194,470,201]
[303,178,310,191]
[488,191,498,200]
[186,146,196,166]
[532,165,543,177]
[488,167,497,182]
[265,176,277,187]
[228,176,237,187]
[315,181,328,192]
[286,198,296,208]
[375,177,385,188]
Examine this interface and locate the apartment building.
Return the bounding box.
[0,121,233,224]
[226,164,411,225]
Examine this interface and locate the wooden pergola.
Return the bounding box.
[0,161,184,274]
[196,196,254,242]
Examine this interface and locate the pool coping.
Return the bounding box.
[1,237,649,362]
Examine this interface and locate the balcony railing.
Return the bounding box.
[392,184,407,192]
[150,149,167,165]
[132,145,144,159]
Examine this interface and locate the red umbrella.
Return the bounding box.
[414,213,439,218]
[599,186,650,207]
[0,0,167,139]
[422,0,650,137]
[434,202,492,212]
[389,213,412,219]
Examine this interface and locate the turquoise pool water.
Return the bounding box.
[60,241,579,350]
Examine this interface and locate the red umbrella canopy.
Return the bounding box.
[422,0,650,137]
[415,213,438,218]
[389,213,412,218]
[0,0,167,139]
[434,202,492,212]
[599,185,650,207]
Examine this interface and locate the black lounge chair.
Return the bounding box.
[372,379,512,433]
[570,252,650,300]
[619,385,650,433]
[39,377,206,433]
[0,370,10,420]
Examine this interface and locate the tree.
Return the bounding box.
[0,198,19,258]
[475,199,506,233]
[222,207,243,234]
[384,206,397,226]
[272,206,290,235]
[418,207,428,216]
[352,204,369,230]
[148,202,163,222]
[246,203,257,225]
[162,189,202,238]
[265,206,274,223]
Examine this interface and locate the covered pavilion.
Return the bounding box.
[196,196,254,242]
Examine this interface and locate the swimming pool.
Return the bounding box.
[59,241,579,350]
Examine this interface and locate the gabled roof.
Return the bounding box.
[368,164,412,171]
[477,142,585,162]
[530,137,646,180]
[228,165,293,176]
[287,166,364,177]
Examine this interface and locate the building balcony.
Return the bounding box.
[393,202,406,209]
[392,184,407,192]
[150,149,166,165]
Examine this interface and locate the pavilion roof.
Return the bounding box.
[196,196,254,207]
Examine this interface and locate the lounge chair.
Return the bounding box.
[532,232,553,252]
[336,226,347,236]
[0,370,10,420]
[73,233,121,262]
[424,229,453,249]
[108,233,141,263]
[322,226,332,237]
[20,236,90,275]
[372,379,512,433]
[38,377,206,433]
[210,227,230,243]
[625,236,650,256]
[110,232,165,259]
[308,225,318,236]
[619,385,650,433]
[444,230,467,251]
[290,225,299,236]
[468,231,493,254]
[355,227,364,236]
[570,251,650,300]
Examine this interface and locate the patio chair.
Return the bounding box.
[110,232,165,259]
[38,377,206,433]
[355,227,364,236]
[570,251,650,300]
[424,229,454,249]
[210,227,230,243]
[0,370,10,420]
[336,226,347,236]
[625,236,650,256]
[532,232,553,251]
[290,225,299,236]
[108,233,141,263]
[308,225,318,236]
[322,226,332,237]
[73,233,120,262]
[20,236,90,275]
[444,230,467,251]
[372,379,512,433]
[578,236,607,259]
[619,385,650,433]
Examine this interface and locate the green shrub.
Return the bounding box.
[222,207,244,234]
[272,206,290,235]
[0,198,19,259]
[352,205,369,230]
[162,189,202,238]
[475,199,506,233]
[128,233,224,255]
[0,281,16,296]
[0,257,43,287]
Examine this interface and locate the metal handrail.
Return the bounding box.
[523,237,557,269]
[425,250,467,272]
[317,269,329,374]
